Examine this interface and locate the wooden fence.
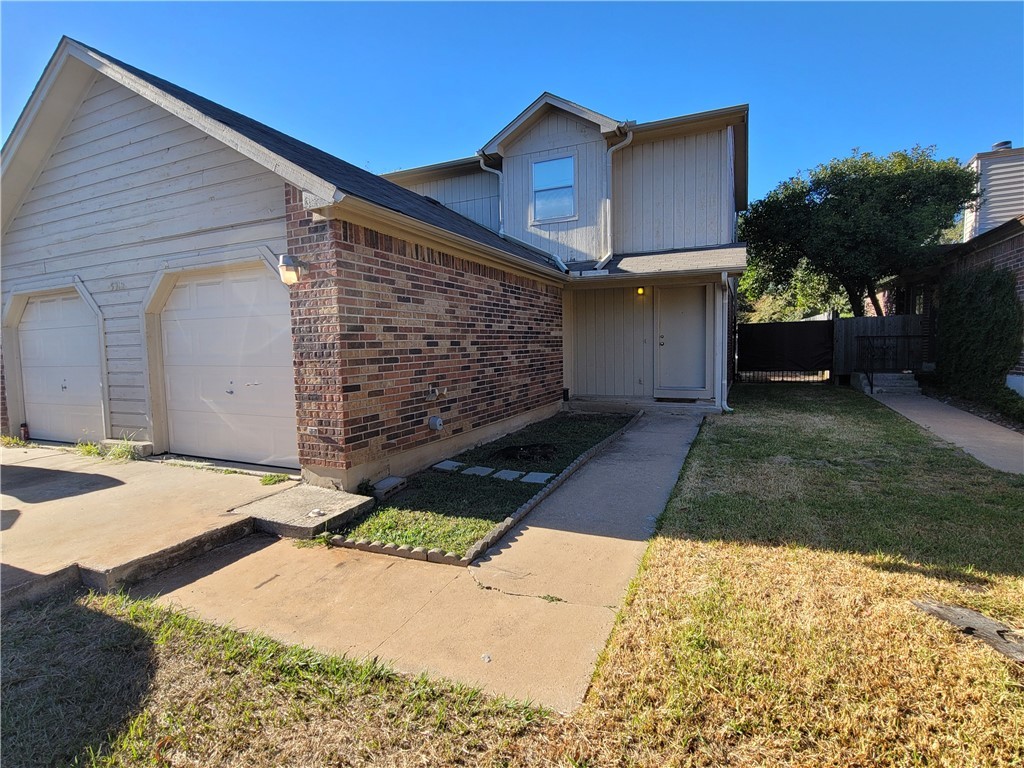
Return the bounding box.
[832,315,923,375]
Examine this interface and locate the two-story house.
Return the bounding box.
[1,38,747,490]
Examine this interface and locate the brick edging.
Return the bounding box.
[329,410,645,567]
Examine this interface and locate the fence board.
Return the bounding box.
[833,315,922,375]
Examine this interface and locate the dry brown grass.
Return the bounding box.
[493,385,1024,767]
[4,386,1021,766]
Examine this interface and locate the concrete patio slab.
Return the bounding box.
[871,393,1024,474]
[129,412,703,712]
[0,446,295,591]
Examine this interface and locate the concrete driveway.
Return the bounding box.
[1,445,294,591]
[133,413,702,712]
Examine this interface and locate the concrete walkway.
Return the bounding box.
[871,393,1024,474]
[134,413,702,712]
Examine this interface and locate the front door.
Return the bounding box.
[654,285,713,398]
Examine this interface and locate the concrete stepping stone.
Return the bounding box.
[232,485,374,539]
[492,469,524,481]
[520,471,555,484]
[462,466,495,477]
[373,476,406,500]
[432,460,464,473]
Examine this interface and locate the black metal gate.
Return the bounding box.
[736,320,834,382]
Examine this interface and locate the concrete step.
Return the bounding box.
[851,372,920,395]
[231,484,374,539]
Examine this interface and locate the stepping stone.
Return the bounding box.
[462,466,495,477]
[433,460,464,473]
[520,471,555,484]
[492,469,524,481]
[373,476,407,500]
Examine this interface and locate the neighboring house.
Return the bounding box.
[890,142,1024,392]
[0,38,747,490]
[963,142,1024,241]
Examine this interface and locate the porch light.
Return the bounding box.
[636,287,645,296]
[277,253,307,285]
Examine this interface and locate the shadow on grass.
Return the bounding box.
[657,384,1024,582]
[1,595,153,767]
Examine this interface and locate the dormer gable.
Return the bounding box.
[480,93,623,158]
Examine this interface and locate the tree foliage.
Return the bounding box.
[741,146,979,316]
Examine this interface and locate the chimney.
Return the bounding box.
[992,140,1013,151]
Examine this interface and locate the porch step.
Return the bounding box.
[851,372,921,395]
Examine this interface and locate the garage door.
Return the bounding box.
[161,267,298,468]
[18,293,104,442]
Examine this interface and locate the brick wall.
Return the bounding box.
[285,184,564,482]
[943,230,1024,375]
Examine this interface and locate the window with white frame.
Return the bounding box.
[532,156,575,222]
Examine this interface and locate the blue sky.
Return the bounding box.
[2,2,1022,201]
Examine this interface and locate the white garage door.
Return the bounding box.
[18,293,104,442]
[161,267,298,468]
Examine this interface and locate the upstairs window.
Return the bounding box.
[532,156,575,222]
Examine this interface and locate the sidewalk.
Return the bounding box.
[871,393,1024,474]
[133,413,702,712]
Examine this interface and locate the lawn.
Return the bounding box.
[4,386,1022,766]
[338,412,632,555]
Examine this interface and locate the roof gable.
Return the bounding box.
[2,38,563,275]
[481,93,621,157]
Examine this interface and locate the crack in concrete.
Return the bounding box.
[367,571,463,656]
[468,568,615,611]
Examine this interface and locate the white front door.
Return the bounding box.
[18,293,104,442]
[161,267,298,468]
[654,285,713,398]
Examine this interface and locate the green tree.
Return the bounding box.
[741,146,979,316]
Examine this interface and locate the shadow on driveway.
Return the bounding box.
[2,465,124,504]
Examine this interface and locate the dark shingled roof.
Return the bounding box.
[71,40,563,274]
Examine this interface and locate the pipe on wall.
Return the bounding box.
[477,152,504,235]
[595,125,634,270]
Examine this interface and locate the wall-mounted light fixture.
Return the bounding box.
[277,253,308,286]
[636,286,645,296]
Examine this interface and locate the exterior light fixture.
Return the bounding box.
[277,253,307,286]
[636,287,645,296]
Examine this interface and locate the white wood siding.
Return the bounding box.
[568,287,654,397]
[503,111,606,263]
[965,150,1024,240]
[613,128,734,253]
[2,75,288,440]
[402,170,500,231]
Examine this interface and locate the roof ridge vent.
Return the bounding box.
[992,140,1013,151]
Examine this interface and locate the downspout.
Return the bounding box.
[477,151,504,236]
[595,123,634,270]
[719,271,734,413]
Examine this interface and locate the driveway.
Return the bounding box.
[1,445,295,590]
[133,413,702,712]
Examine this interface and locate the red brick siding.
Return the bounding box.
[285,185,564,473]
[943,231,1024,376]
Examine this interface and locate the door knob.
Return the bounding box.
[659,342,665,346]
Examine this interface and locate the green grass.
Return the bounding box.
[341,473,539,554]
[76,441,104,458]
[454,412,632,474]
[339,412,632,555]
[1,592,547,767]
[1,434,30,448]
[259,473,290,486]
